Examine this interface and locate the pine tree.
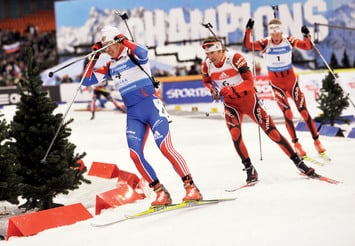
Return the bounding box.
[315,72,350,126]
[0,114,22,204]
[341,50,350,68]
[329,53,340,69]
[9,50,90,211]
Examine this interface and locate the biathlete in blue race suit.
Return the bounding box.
[82,26,202,206]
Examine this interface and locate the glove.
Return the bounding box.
[91,42,102,59]
[114,34,128,43]
[301,25,310,37]
[246,18,254,30]
[211,87,220,100]
[220,86,236,98]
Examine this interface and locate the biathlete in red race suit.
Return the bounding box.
[243,18,326,157]
[201,36,315,183]
[82,26,202,206]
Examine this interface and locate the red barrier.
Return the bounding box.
[6,203,92,240]
[77,159,86,170]
[88,161,119,178]
[95,185,145,215]
[73,159,85,171]
[117,170,141,188]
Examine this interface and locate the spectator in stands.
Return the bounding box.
[187,64,199,75]
[175,66,188,76]
[0,28,57,86]
[0,75,6,86]
[25,24,38,37]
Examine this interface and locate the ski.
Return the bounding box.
[319,152,331,162]
[303,152,331,166]
[225,181,258,192]
[91,198,236,227]
[299,172,341,184]
[303,155,325,166]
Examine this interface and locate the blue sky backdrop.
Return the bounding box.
[55,0,351,27]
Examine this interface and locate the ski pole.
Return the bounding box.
[41,57,95,163]
[48,41,117,78]
[41,40,119,163]
[249,23,263,160]
[201,23,217,37]
[201,22,221,117]
[310,38,355,108]
[114,10,135,41]
[310,39,337,80]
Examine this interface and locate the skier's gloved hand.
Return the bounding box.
[114,34,128,43]
[220,86,237,98]
[211,87,220,100]
[246,18,254,30]
[301,25,310,37]
[91,42,102,59]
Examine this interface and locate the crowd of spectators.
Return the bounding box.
[1,25,205,87]
[0,25,57,87]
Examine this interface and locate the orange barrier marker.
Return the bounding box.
[88,161,119,178]
[95,185,145,215]
[6,203,92,240]
[117,170,141,188]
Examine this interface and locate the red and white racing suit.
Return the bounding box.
[201,51,296,163]
[244,30,320,144]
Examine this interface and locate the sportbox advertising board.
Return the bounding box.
[161,78,212,105]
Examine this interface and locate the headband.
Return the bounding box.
[268,24,283,34]
[202,41,223,53]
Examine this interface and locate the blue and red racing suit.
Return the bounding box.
[82,39,191,186]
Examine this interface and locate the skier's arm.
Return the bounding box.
[231,53,255,93]
[288,36,312,50]
[289,25,313,50]
[120,36,149,61]
[82,61,110,87]
[82,42,110,86]
[201,61,214,91]
[243,19,267,51]
[244,29,268,51]
[201,61,220,100]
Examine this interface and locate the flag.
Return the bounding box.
[2,42,20,54]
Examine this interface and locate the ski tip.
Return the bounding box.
[225,181,258,192]
[300,172,342,184]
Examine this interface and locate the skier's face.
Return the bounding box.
[104,42,124,59]
[205,50,225,65]
[270,32,283,44]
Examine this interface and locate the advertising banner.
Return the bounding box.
[162,79,212,104]
[0,86,61,106]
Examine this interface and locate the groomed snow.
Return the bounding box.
[0,102,354,246]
